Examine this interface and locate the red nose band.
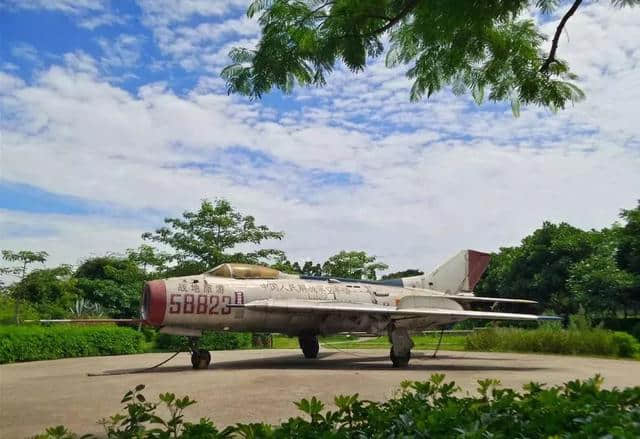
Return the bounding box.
[144,280,166,326]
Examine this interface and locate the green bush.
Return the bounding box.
[597,317,640,340]
[0,296,40,324]
[465,326,640,358]
[0,324,144,364]
[154,331,252,351]
[34,375,640,438]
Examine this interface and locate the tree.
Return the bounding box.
[617,201,640,275]
[302,260,322,276]
[381,269,423,280]
[615,201,640,314]
[222,1,638,114]
[12,265,79,318]
[1,250,48,322]
[567,248,636,318]
[476,222,597,316]
[142,199,285,269]
[1,250,48,280]
[126,244,171,276]
[271,255,303,274]
[75,256,145,318]
[322,250,388,280]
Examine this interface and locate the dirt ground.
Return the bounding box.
[1,349,639,438]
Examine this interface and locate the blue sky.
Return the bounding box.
[1,0,639,272]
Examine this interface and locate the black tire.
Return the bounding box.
[390,347,411,368]
[191,349,211,369]
[298,335,319,359]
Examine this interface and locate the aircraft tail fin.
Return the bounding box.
[399,250,491,294]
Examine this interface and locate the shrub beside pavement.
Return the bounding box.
[34,374,640,438]
[0,325,145,363]
[465,326,640,358]
[0,325,255,363]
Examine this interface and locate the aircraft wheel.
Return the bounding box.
[390,347,411,368]
[191,349,211,369]
[298,334,319,359]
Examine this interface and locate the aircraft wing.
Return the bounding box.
[437,295,537,304]
[233,299,558,321]
[23,319,143,324]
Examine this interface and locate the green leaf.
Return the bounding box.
[472,84,484,104]
[511,98,521,117]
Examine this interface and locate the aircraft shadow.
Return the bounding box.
[210,352,545,372]
[91,352,545,375]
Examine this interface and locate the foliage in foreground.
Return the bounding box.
[35,374,640,438]
[465,326,640,358]
[0,325,144,364]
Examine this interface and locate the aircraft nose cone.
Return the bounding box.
[142,280,166,326]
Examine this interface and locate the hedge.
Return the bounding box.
[155,331,252,351]
[465,326,640,358]
[596,317,640,341]
[0,325,145,364]
[35,374,640,438]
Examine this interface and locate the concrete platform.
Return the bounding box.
[1,349,639,438]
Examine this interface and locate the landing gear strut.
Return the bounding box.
[298,334,319,359]
[388,325,413,368]
[189,337,211,369]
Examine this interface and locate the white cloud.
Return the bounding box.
[97,34,143,69]
[10,43,40,64]
[78,11,128,29]
[1,2,639,274]
[2,0,107,14]
[138,1,260,73]
[2,0,126,29]
[0,209,146,271]
[137,0,248,26]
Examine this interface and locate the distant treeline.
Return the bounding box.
[476,202,640,320]
[1,199,638,324]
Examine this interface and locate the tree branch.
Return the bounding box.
[540,0,583,73]
[369,0,419,35]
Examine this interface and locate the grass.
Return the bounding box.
[274,328,640,360]
[273,333,467,351]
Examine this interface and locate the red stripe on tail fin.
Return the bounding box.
[467,250,491,291]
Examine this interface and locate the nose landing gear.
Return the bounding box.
[191,349,211,369]
[189,337,211,369]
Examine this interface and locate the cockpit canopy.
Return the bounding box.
[206,263,281,279]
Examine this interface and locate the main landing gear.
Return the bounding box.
[388,325,414,368]
[298,334,319,359]
[189,337,211,369]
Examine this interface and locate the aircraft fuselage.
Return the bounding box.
[142,274,464,337]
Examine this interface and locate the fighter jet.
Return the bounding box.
[141,250,554,368]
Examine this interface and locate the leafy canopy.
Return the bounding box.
[75,256,145,318]
[322,250,388,280]
[1,250,48,279]
[476,202,640,318]
[221,0,637,113]
[142,199,284,269]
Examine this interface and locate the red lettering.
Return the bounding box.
[169,294,180,314]
[209,296,219,314]
[183,294,194,313]
[197,294,207,314]
[221,296,231,314]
